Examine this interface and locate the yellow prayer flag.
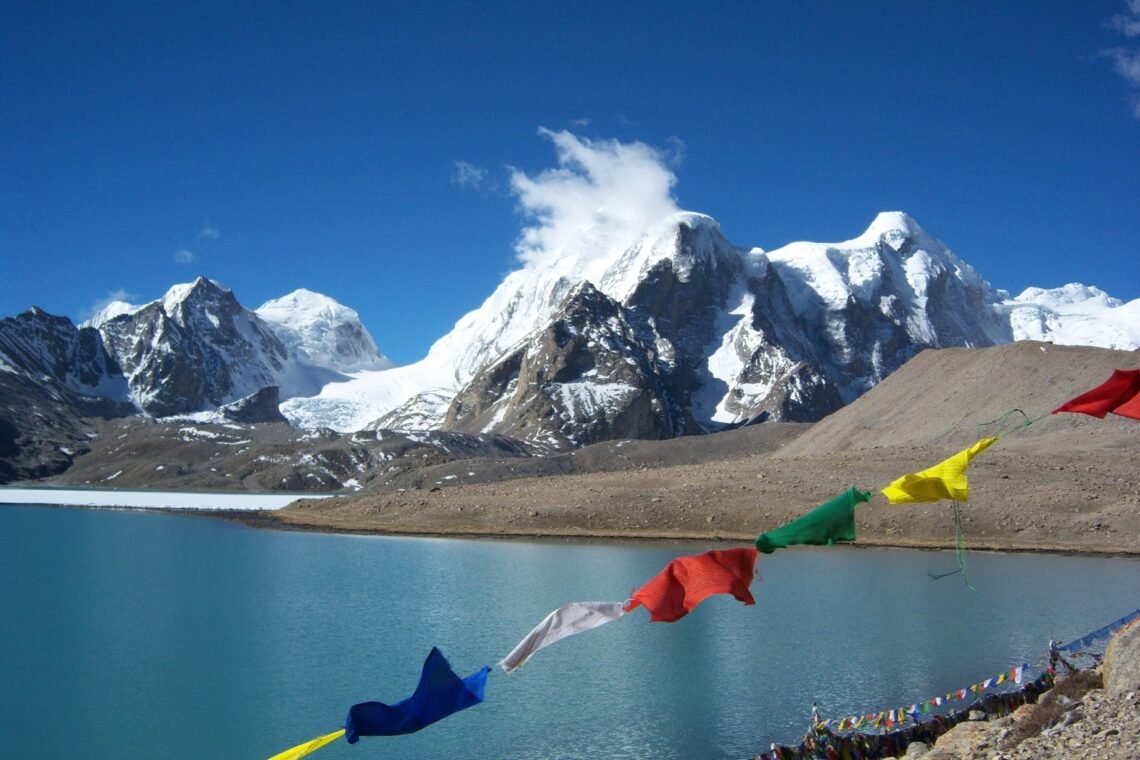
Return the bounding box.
[267,729,346,760]
[881,437,998,504]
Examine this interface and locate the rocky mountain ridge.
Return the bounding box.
[2,212,1138,484]
[328,210,1137,444]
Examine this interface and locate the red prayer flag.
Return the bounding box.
[624,547,759,623]
[1053,369,1140,420]
[1115,390,1140,420]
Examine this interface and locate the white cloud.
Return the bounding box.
[1106,46,1140,85]
[509,128,681,269]
[1109,0,1140,37]
[1105,0,1140,118]
[173,248,197,264]
[198,224,221,240]
[570,117,592,128]
[451,160,488,189]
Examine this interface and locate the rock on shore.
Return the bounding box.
[916,621,1140,759]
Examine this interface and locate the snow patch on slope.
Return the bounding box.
[1005,285,1140,350]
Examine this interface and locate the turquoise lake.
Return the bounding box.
[1,505,1137,759]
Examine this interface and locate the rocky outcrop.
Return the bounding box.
[919,624,1140,759]
[920,670,1139,759]
[443,281,692,447]
[218,386,289,424]
[1104,619,1140,698]
[0,309,136,483]
[0,307,127,401]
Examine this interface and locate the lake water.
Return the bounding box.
[1,505,1137,760]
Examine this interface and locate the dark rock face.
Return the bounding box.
[0,308,127,400]
[0,310,136,483]
[96,277,291,417]
[444,282,691,447]
[0,372,94,483]
[219,386,288,424]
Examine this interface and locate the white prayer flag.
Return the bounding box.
[498,602,625,673]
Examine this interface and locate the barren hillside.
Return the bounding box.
[275,342,1140,554]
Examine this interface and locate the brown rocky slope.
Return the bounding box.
[274,341,1140,554]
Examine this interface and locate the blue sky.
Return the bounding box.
[3,1,1138,364]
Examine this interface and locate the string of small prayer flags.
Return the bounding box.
[819,664,1028,733]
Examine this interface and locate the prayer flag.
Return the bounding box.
[755,487,871,553]
[1054,369,1140,420]
[267,729,346,760]
[345,648,489,742]
[881,437,997,503]
[498,602,625,673]
[624,548,759,623]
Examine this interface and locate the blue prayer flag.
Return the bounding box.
[345,647,490,743]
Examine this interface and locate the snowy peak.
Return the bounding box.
[86,300,141,328]
[92,280,293,417]
[597,212,740,300]
[1013,284,1122,310]
[856,211,929,249]
[762,211,1007,348]
[292,208,1138,436]
[1005,284,1139,351]
[256,289,392,373]
[158,276,234,322]
[4,209,1135,446]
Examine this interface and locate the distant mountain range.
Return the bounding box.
[284,210,1139,444]
[2,211,1138,470]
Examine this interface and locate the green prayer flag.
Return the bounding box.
[755,487,871,554]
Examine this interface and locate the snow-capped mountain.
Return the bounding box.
[72,278,395,417]
[1004,284,1140,350]
[284,210,1138,440]
[255,289,393,373]
[284,212,747,431]
[94,278,293,415]
[3,213,1136,450]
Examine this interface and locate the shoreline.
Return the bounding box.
[4,489,1135,556]
[231,506,1140,557]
